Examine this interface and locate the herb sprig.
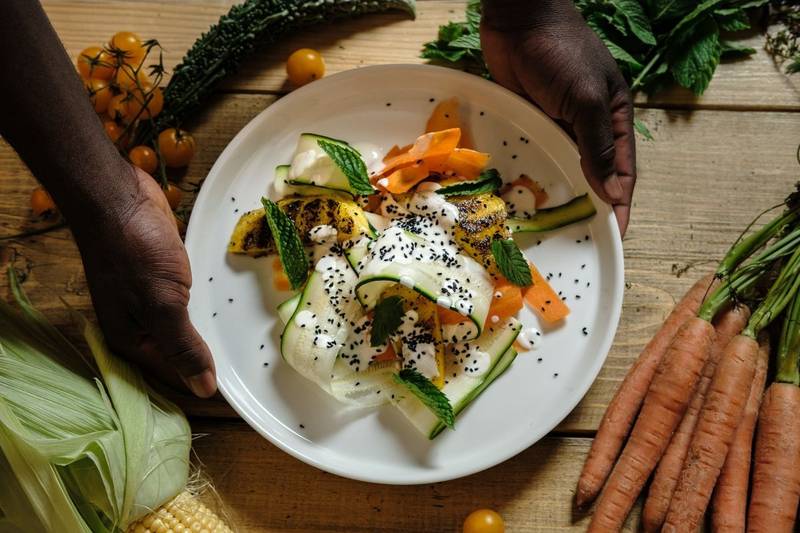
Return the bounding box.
[491,239,533,287]
[318,139,376,196]
[422,0,773,139]
[371,296,405,346]
[262,198,309,290]
[393,368,455,428]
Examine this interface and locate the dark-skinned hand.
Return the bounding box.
[481,0,636,236]
[74,165,217,398]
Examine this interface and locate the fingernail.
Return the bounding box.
[604,172,623,201]
[185,370,217,398]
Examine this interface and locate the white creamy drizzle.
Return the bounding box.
[501,185,537,218]
[451,341,491,377]
[516,326,543,350]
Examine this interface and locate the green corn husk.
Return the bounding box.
[0,270,190,532]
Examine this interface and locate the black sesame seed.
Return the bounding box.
[511,154,517,159]
[259,344,265,350]
[480,111,485,116]
[444,113,450,118]
[553,373,559,378]
[503,140,508,146]
[429,97,435,102]
[299,424,305,429]
[228,298,233,303]
[234,208,239,213]
[212,312,217,317]
[231,197,235,202]
[537,357,543,362]
[386,102,391,107]
[263,362,269,366]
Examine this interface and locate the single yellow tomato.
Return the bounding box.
[84,77,113,113]
[114,65,150,91]
[129,145,158,175]
[463,509,505,533]
[109,31,145,66]
[286,48,325,87]
[77,46,115,80]
[158,128,196,168]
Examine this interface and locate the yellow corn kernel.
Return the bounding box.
[126,492,231,533]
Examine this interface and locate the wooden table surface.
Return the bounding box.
[1,1,799,531]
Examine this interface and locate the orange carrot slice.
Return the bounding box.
[524,262,569,322]
[382,163,431,194]
[431,148,491,180]
[373,343,398,363]
[380,128,461,177]
[438,306,468,325]
[383,143,412,163]
[426,97,474,149]
[487,283,524,322]
[274,272,291,291]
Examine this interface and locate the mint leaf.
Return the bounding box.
[371,296,405,347]
[634,118,654,141]
[587,17,644,71]
[421,45,467,63]
[720,41,756,58]
[261,198,309,290]
[317,139,375,196]
[449,32,481,51]
[715,9,750,32]
[491,239,532,287]
[394,369,455,429]
[437,169,502,196]
[670,18,721,95]
[610,0,656,45]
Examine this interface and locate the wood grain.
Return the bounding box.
[3,94,799,431]
[190,420,641,532]
[41,1,800,110]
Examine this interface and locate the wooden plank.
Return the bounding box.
[190,420,640,532]
[2,94,799,431]
[41,1,800,111]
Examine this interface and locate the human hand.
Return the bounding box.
[73,164,216,397]
[481,0,636,236]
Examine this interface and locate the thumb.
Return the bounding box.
[152,306,217,398]
[570,88,624,204]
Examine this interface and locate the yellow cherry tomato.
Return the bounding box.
[286,48,325,87]
[30,187,56,217]
[463,509,505,533]
[129,145,158,175]
[114,65,150,91]
[107,93,133,123]
[129,85,163,119]
[84,78,112,113]
[77,46,115,80]
[109,31,145,66]
[103,120,123,141]
[158,128,196,168]
[163,183,183,210]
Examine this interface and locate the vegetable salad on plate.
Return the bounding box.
[227,99,596,438]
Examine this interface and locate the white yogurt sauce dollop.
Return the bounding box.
[516,326,543,350]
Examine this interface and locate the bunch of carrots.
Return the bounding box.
[577,191,800,532]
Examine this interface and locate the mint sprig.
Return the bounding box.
[491,239,532,287]
[394,369,455,429]
[436,169,502,196]
[261,198,309,290]
[371,295,405,346]
[317,139,376,196]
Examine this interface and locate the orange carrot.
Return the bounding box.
[588,316,716,532]
[746,383,800,533]
[438,306,467,325]
[382,143,412,162]
[373,343,397,363]
[382,163,431,194]
[430,147,490,180]
[711,335,769,533]
[425,97,474,149]
[662,334,759,532]
[488,283,523,322]
[380,128,461,178]
[523,262,569,323]
[642,304,750,532]
[577,275,715,508]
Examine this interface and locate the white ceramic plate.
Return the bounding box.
[186,64,623,485]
